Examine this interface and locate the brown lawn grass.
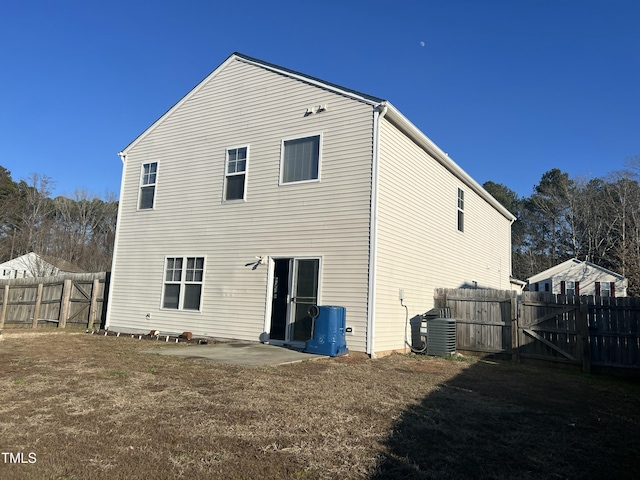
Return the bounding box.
[0,331,639,479]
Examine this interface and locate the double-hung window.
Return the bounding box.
[163,256,205,311]
[457,188,465,232]
[139,162,158,209]
[225,146,248,201]
[281,135,320,184]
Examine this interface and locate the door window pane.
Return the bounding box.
[292,301,314,341]
[295,259,319,299]
[292,259,319,342]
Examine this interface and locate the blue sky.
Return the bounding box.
[1,0,638,199]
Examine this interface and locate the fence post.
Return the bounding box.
[511,292,520,363]
[58,279,72,329]
[88,278,99,330]
[578,302,590,373]
[32,282,44,329]
[0,285,9,329]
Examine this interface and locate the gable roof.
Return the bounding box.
[528,258,625,282]
[119,52,516,222]
[41,255,85,273]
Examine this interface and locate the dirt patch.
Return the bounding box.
[0,331,639,479]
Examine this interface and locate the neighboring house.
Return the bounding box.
[0,252,84,279]
[105,52,515,356]
[510,277,527,295]
[527,258,627,297]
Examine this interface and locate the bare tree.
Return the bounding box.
[13,173,55,258]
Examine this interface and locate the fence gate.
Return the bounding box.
[517,292,589,370]
[0,272,108,330]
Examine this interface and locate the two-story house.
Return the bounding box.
[105,52,515,356]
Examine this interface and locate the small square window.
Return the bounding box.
[282,135,320,184]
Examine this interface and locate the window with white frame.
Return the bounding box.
[281,135,320,184]
[225,147,247,201]
[162,256,205,310]
[457,188,465,232]
[139,162,158,209]
[566,281,575,296]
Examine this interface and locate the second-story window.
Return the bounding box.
[225,147,248,201]
[457,187,465,232]
[139,162,157,209]
[281,135,320,184]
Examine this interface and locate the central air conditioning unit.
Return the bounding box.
[426,318,456,356]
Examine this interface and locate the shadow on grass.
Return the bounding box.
[371,357,640,480]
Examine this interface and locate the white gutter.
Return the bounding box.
[366,103,388,358]
[104,152,127,329]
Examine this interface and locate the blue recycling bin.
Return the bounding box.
[304,306,348,357]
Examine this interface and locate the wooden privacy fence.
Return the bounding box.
[0,272,109,330]
[434,288,640,375]
[434,288,517,357]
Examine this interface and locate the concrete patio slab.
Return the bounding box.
[144,341,327,366]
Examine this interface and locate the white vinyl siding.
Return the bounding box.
[108,58,373,351]
[374,117,513,353]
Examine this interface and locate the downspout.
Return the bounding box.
[366,103,387,358]
[104,152,127,330]
[508,216,516,289]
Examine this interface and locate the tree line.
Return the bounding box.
[0,166,117,274]
[484,158,640,296]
